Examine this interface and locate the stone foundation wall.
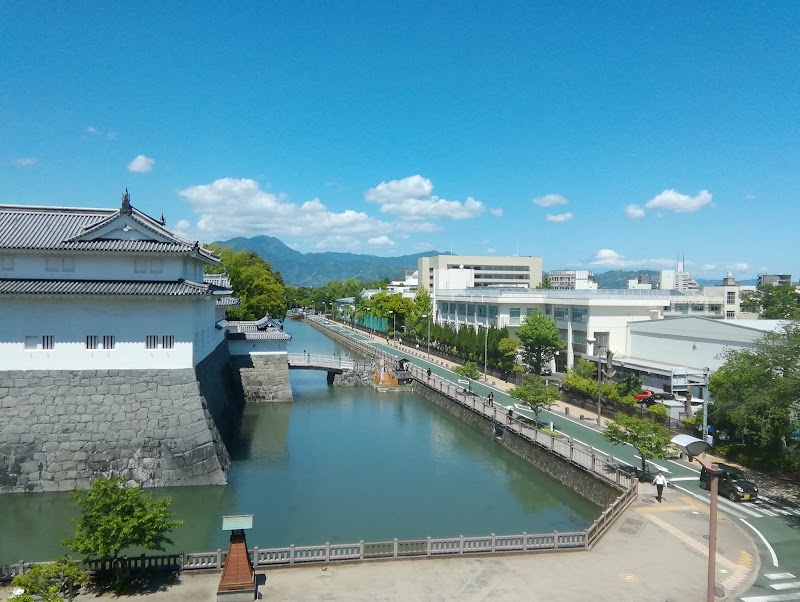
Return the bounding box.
[0,342,237,493]
[333,369,374,387]
[413,383,618,508]
[230,353,293,402]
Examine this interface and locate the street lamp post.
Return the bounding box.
[672,436,722,602]
[483,325,488,381]
[422,314,431,358]
[587,338,604,426]
[389,310,395,338]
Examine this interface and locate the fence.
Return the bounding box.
[1,320,638,581]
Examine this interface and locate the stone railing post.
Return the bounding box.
[252,547,259,565]
[553,531,559,549]
[459,535,464,554]
[359,540,364,560]
[216,549,222,569]
[590,453,596,474]
[393,538,398,558]
[522,532,528,551]
[490,533,496,553]
[426,537,432,556]
[289,545,295,564]
[325,542,330,562]
[569,441,574,461]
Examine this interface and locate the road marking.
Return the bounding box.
[633,455,672,473]
[740,594,800,601]
[772,582,800,591]
[766,573,796,580]
[716,495,764,518]
[753,503,780,517]
[669,476,698,482]
[667,458,701,473]
[741,519,779,568]
[612,456,634,467]
[669,485,751,519]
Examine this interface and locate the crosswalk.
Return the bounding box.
[742,572,800,601]
[670,484,800,520]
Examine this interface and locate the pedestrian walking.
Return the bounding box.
[488,392,494,406]
[653,471,668,503]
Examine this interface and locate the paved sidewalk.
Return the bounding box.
[0,489,758,601]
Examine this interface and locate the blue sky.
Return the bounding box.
[2,2,798,280]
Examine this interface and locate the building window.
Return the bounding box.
[726,311,735,318]
[0,257,14,271]
[726,291,736,304]
[571,308,587,323]
[146,335,159,349]
[86,335,99,350]
[572,331,587,345]
[102,335,115,350]
[477,305,486,317]
[24,335,54,350]
[467,304,475,317]
[554,307,569,320]
[45,258,60,271]
[558,328,568,342]
[709,304,722,314]
[488,305,498,319]
[594,332,610,347]
[691,304,705,313]
[62,258,75,272]
[162,335,175,349]
[458,303,466,316]
[441,303,449,313]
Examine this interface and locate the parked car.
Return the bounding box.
[699,463,758,502]
[539,367,552,376]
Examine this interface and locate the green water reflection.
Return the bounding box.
[0,322,599,563]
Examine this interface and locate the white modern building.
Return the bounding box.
[0,193,232,371]
[418,255,543,293]
[549,270,598,290]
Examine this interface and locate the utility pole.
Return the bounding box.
[597,348,615,426]
[484,325,488,381]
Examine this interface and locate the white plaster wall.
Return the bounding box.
[228,339,288,355]
[3,252,206,282]
[0,296,218,370]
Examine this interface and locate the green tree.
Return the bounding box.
[515,311,563,374]
[62,476,183,564]
[509,375,560,425]
[497,337,520,375]
[604,414,672,473]
[207,246,286,320]
[406,288,433,340]
[573,358,597,380]
[741,284,800,320]
[709,321,800,451]
[11,557,88,602]
[536,273,552,289]
[453,361,481,381]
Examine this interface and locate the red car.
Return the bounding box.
[633,390,653,402]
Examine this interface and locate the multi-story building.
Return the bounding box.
[757,274,792,286]
[418,255,542,294]
[549,270,598,290]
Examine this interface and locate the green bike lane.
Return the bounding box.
[326,322,800,599]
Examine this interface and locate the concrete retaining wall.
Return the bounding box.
[0,342,236,493]
[230,353,293,402]
[414,383,618,507]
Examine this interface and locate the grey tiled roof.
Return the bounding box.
[0,203,218,261]
[0,278,212,296]
[216,296,242,306]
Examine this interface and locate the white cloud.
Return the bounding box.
[490,208,504,217]
[702,263,717,270]
[546,212,573,223]
[415,242,435,251]
[106,131,118,140]
[727,262,749,272]
[12,157,38,167]
[532,194,569,207]
[315,235,362,252]
[367,235,395,247]
[128,155,155,173]
[86,126,100,135]
[365,175,485,221]
[645,189,712,213]
[587,249,676,268]
[179,177,393,243]
[175,219,191,231]
[625,204,646,219]
[487,247,496,254]
[744,193,756,201]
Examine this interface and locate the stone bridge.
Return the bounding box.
[287,353,373,384]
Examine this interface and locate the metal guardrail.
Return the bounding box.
[286,353,372,372]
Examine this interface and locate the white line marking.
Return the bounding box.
[668,476,698,482]
[667,458,701,473]
[669,485,750,519]
[772,582,800,591]
[755,505,780,517]
[766,573,796,580]
[634,455,672,473]
[741,518,779,568]
[716,495,763,518]
[741,593,800,601]
[613,456,634,467]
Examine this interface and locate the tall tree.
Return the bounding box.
[604,414,672,473]
[741,285,800,320]
[497,337,521,375]
[207,245,286,319]
[515,311,563,374]
[709,321,800,451]
[62,476,183,564]
[509,376,560,425]
[406,288,433,340]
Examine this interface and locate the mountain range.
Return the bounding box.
[213,235,758,288]
[213,235,444,287]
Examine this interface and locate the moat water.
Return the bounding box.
[0,322,599,564]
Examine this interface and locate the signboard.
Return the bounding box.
[671,367,688,392]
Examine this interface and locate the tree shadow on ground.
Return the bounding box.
[87,569,181,597]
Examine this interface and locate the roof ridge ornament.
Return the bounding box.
[121,189,132,215]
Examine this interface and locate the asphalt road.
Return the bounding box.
[318,319,800,602]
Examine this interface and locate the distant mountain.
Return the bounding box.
[213,235,445,286]
[592,269,758,289]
